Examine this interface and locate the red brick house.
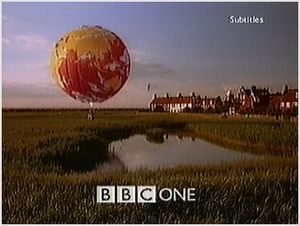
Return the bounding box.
[149,93,193,113]
[237,86,270,114]
[268,85,298,114]
[149,84,298,116]
[149,93,217,113]
[199,96,216,110]
[280,88,298,110]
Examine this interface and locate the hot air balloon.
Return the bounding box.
[50,25,130,118]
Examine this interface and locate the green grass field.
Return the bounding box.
[2,110,298,223]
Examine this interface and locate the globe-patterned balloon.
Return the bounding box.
[51,25,130,103]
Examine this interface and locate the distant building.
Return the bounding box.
[199,96,216,110]
[280,88,298,110]
[223,90,236,115]
[149,84,298,116]
[237,86,270,114]
[149,93,192,113]
[268,93,282,114]
[149,92,217,113]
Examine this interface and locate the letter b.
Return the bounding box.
[117,186,136,203]
[96,186,115,203]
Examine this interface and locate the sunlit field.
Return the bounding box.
[2,110,298,223]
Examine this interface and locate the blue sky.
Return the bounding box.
[2,2,298,108]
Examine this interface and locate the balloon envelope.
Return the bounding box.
[51,26,130,103]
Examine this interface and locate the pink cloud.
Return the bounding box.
[4,34,52,52]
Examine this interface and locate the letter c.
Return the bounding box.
[141,188,152,201]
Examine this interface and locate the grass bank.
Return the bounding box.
[2,111,298,223]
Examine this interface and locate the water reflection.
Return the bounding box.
[145,132,165,144]
[97,134,258,172]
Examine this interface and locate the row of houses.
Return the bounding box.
[149,84,298,115]
[149,93,217,113]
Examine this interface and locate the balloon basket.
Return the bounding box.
[87,105,95,120]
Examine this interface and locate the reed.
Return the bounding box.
[2,111,298,223]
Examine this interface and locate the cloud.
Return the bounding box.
[2,80,152,108]
[133,61,174,76]
[2,14,9,21]
[2,38,11,45]
[3,82,60,98]
[131,49,174,77]
[130,49,151,63]
[127,49,184,97]
[3,34,52,52]
[2,14,15,22]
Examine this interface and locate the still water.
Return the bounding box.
[97,134,258,172]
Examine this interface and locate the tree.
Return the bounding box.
[183,107,191,113]
[215,96,223,114]
[154,106,164,112]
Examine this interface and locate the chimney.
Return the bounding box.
[282,84,288,95]
[165,93,169,98]
[190,92,196,104]
[240,86,245,93]
[177,92,183,101]
[153,94,157,100]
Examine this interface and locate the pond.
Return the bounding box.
[96,134,259,172]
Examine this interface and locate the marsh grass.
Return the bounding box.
[2,111,298,223]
